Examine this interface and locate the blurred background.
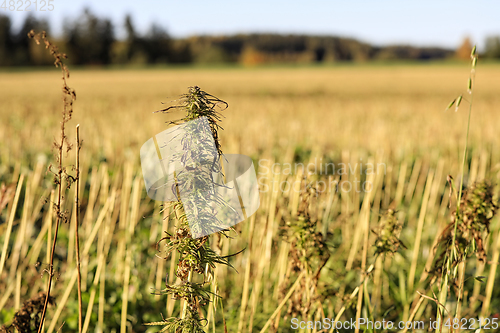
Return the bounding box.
[1,0,500,67]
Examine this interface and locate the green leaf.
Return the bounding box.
[474,276,486,283]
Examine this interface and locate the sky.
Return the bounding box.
[4,0,500,50]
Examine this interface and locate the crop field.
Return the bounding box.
[1,62,500,332]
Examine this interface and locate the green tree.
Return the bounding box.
[484,36,500,59]
[0,15,13,66]
[64,8,115,65]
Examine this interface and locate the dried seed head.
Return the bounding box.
[446,98,456,111]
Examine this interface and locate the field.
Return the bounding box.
[1,63,500,332]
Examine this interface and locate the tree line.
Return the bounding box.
[1,9,500,67]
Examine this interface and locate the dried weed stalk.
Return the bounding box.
[27,30,81,333]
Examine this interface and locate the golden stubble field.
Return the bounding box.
[2,64,500,163]
[1,64,500,332]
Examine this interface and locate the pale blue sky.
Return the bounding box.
[5,0,500,50]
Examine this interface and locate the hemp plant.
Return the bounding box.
[146,86,241,332]
[432,180,497,275]
[372,209,405,257]
[276,183,330,326]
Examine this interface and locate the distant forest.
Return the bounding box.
[1,9,500,67]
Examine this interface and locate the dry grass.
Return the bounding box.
[1,64,500,332]
[1,65,500,161]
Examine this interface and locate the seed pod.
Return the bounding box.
[446,98,456,111]
[472,57,477,68]
[467,78,472,94]
[455,95,463,112]
[471,45,477,57]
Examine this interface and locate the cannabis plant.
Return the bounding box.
[146,86,239,332]
[279,183,330,322]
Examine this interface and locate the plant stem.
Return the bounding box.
[452,63,475,265]
[448,52,476,325]
[259,271,305,333]
[455,261,466,320]
[181,267,194,319]
[75,124,83,333]
[38,126,65,333]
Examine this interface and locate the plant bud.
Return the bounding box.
[455,95,463,112]
[446,98,456,111]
